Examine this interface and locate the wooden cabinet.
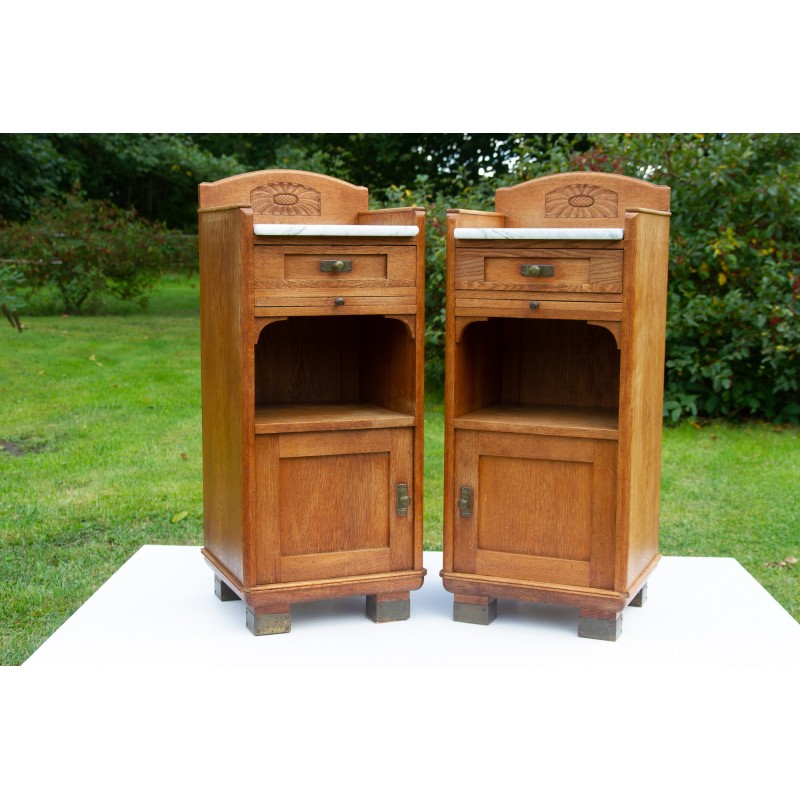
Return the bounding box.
[442,173,671,640]
[198,170,426,634]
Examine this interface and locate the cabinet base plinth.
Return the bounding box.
[629,583,648,608]
[578,611,622,641]
[453,595,498,625]
[366,592,410,623]
[246,606,292,636]
[215,576,239,602]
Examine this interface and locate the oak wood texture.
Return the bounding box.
[443,173,670,637]
[198,206,254,585]
[198,170,426,633]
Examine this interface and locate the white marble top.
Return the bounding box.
[253,224,419,237]
[454,227,624,240]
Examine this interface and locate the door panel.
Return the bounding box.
[255,428,413,584]
[453,430,616,589]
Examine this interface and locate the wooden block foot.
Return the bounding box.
[453,594,497,625]
[578,611,622,641]
[366,592,410,623]
[246,605,291,636]
[215,576,238,602]
[629,583,648,608]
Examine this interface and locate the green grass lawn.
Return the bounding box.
[1,274,797,664]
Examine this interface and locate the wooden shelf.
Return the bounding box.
[453,404,619,440]
[254,403,415,435]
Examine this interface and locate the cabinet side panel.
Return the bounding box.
[443,216,458,570]
[618,211,670,588]
[413,210,425,571]
[199,208,252,584]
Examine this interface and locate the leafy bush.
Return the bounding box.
[0,192,196,314]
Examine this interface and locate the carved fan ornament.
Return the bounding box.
[251,182,322,216]
[545,184,618,219]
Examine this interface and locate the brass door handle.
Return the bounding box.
[396,483,411,516]
[458,487,473,518]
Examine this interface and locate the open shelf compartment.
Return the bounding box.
[452,317,620,438]
[254,314,416,434]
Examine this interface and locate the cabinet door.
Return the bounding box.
[254,428,413,585]
[453,430,616,589]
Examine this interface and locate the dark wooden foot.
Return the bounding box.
[246,603,291,635]
[629,583,648,608]
[578,610,622,641]
[215,576,239,602]
[366,591,410,623]
[453,594,497,625]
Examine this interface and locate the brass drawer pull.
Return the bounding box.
[334,297,345,307]
[320,259,352,273]
[521,264,554,278]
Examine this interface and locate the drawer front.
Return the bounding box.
[254,244,416,293]
[255,292,416,316]
[455,248,623,294]
[454,296,621,321]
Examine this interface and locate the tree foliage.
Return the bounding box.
[0,134,73,221]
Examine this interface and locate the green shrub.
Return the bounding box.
[0,192,196,314]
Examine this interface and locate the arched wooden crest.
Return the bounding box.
[198,169,368,225]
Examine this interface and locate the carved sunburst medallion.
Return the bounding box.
[545,184,618,219]
[251,182,321,216]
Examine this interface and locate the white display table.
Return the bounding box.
[6,546,797,799]
[24,546,800,666]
